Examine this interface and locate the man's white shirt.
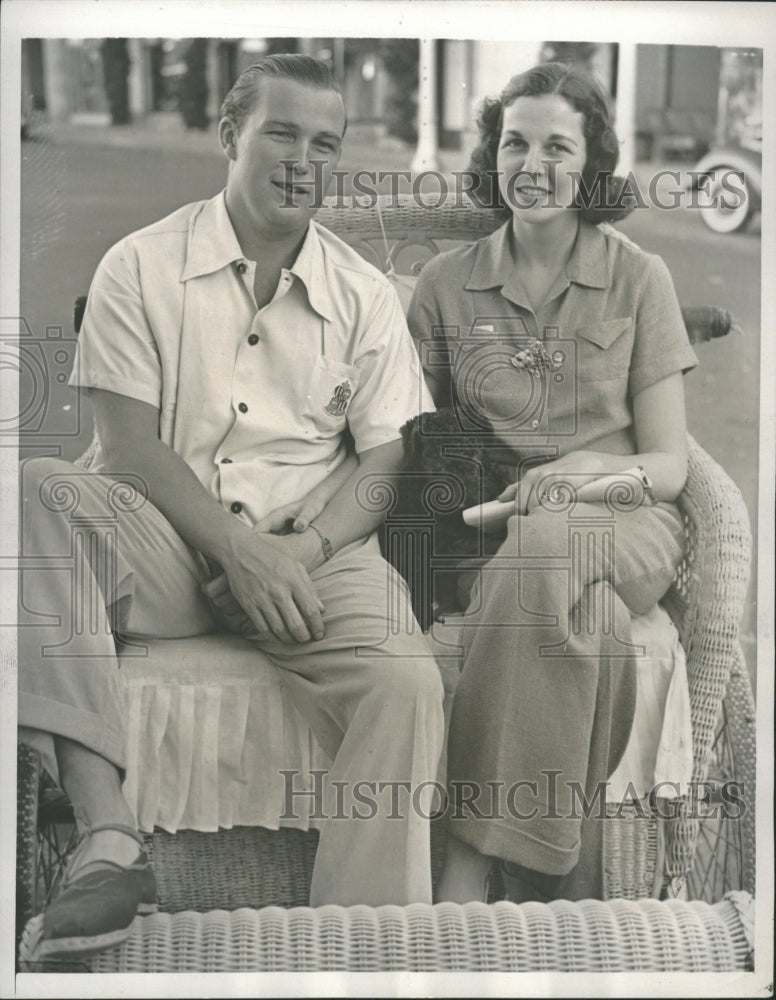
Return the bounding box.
[71,191,433,524]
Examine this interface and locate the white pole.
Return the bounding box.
[333,37,345,84]
[206,39,221,124]
[42,39,71,122]
[127,39,149,122]
[411,39,439,172]
[615,43,637,175]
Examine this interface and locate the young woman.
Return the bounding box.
[407,62,698,902]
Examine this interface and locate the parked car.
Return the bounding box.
[687,120,762,233]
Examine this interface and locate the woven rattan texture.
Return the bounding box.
[723,657,757,894]
[79,896,753,972]
[145,827,319,911]
[16,744,40,952]
[144,819,477,913]
[603,802,661,900]
[661,436,752,883]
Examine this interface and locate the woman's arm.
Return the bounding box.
[499,373,688,513]
[631,370,688,494]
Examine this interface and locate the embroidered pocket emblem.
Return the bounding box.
[324,381,352,416]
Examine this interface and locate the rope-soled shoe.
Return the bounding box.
[20,823,157,969]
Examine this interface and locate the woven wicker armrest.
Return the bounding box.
[666,436,752,780]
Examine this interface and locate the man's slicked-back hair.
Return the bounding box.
[220,54,344,134]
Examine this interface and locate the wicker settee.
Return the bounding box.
[16,195,755,973]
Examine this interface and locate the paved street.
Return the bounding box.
[18,121,761,670]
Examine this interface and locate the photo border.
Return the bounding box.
[1,2,773,997]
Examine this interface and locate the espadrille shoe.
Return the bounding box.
[20,823,157,968]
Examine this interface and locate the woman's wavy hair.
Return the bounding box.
[468,62,633,224]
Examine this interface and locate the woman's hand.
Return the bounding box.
[499,451,607,514]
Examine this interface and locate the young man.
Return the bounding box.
[18,55,444,962]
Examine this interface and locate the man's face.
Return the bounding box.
[221,77,346,236]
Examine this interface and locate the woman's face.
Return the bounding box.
[496,94,587,223]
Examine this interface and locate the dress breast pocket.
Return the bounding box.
[304,356,361,433]
[572,318,633,382]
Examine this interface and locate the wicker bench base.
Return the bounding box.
[19,895,753,973]
[142,820,510,912]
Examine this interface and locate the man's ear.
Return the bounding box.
[219,118,238,161]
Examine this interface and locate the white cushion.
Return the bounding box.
[117,634,330,833]
[20,607,691,831]
[607,605,693,801]
[106,602,691,832]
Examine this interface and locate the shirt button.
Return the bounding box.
[531,419,539,429]
[248,333,259,345]
[230,501,243,514]
[235,261,247,274]
[221,457,232,464]
[238,402,248,413]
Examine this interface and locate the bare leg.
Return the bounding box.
[55,737,141,872]
[436,833,492,903]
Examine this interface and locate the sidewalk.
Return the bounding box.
[30,111,231,160]
[28,111,472,178]
[33,112,696,201]
[31,107,697,189]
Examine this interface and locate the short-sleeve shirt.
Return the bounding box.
[70,191,433,524]
[406,219,698,470]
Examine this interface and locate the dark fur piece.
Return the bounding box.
[395,409,513,558]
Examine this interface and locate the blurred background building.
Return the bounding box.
[21,37,762,169]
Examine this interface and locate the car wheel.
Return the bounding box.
[699,168,753,233]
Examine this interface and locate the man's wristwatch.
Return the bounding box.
[308,522,334,561]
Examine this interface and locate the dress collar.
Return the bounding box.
[465,217,612,303]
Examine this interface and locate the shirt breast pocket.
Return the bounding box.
[304,356,361,433]
[573,318,633,382]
